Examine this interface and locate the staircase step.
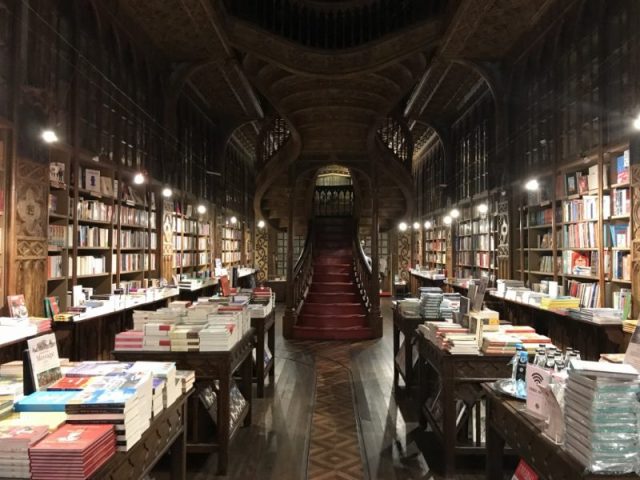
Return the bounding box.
[309,282,359,293]
[314,264,352,274]
[315,248,351,256]
[312,273,352,283]
[314,256,352,265]
[306,292,360,303]
[292,325,374,341]
[301,303,365,315]
[297,314,366,329]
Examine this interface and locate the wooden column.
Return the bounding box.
[283,168,295,338]
[369,165,381,337]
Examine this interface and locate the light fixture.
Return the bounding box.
[41,129,59,144]
[525,178,539,191]
[197,204,206,214]
[450,208,460,219]
[257,220,266,229]
[634,115,640,130]
[413,222,420,230]
[133,172,146,185]
[424,220,432,229]
[162,187,173,198]
[443,215,452,225]
[398,222,408,232]
[230,216,238,224]
[477,203,489,214]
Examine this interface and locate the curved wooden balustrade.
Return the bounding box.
[313,185,354,217]
[377,115,413,168]
[289,223,314,322]
[258,116,292,167]
[223,0,446,49]
[353,229,373,315]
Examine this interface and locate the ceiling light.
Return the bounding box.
[424,221,432,229]
[197,204,206,214]
[398,222,408,232]
[230,216,237,224]
[477,203,489,214]
[525,179,539,191]
[443,215,452,225]
[133,172,145,185]
[634,115,640,130]
[162,187,173,198]
[257,220,266,229]
[41,129,59,143]
[450,209,460,219]
[412,222,420,230]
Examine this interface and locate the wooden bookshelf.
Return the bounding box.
[221,221,242,268]
[424,219,448,272]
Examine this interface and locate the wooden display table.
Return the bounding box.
[251,309,275,398]
[113,329,255,475]
[483,383,636,480]
[489,292,628,359]
[92,391,191,480]
[392,305,422,390]
[409,269,445,296]
[416,333,512,479]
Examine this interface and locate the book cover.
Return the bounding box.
[577,173,588,194]
[84,169,101,193]
[29,423,114,452]
[511,459,538,480]
[47,376,91,391]
[616,150,630,184]
[7,294,28,318]
[66,388,137,410]
[100,177,113,197]
[27,333,62,391]
[565,173,577,196]
[14,391,78,412]
[49,162,66,187]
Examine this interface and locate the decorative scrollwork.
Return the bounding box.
[377,115,413,168]
[258,116,291,167]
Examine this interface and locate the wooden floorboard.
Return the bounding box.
[152,300,496,480]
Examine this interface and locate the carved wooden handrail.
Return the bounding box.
[353,226,372,314]
[291,223,314,318]
[223,0,446,49]
[377,115,413,168]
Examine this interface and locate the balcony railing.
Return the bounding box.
[224,0,446,49]
[258,116,292,166]
[377,115,412,167]
[313,185,354,217]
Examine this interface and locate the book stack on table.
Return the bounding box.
[0,424,49,478]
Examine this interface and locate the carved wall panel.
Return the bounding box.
[11,158,48,316]
[398,231,411,282]
[631,165,640,318]
[497,194,510,280]
[255,227,268,282]
[162,200,174,281]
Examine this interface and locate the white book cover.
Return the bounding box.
[84,169,101,193]
[27,333,62,391]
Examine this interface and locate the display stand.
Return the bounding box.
[416,333,512,478]
[251,309,275,398]
[113,329,255,475]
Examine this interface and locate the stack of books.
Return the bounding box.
[419,293,442,319]
[568,308,622,325]
[397,298,420,317]
[113,330,144,350]
[176,370,195,393]
[0,395,13,419]
[132,308,181,331]
[540,296,580,310]
[440,293,461,321]
[0,424,49,478]
[623,319,637,334]
[565,360,640,474]
[65,361,131,378]
[143,323,172,351]
[439,332,479,355]
[14,391,80,413]
[199,323,236,351]
[151,378,166,417]
[481,333,519,356]
[169,324,204,351]
[29,424,116,479]
[128,362,180,409]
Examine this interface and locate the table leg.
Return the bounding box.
[217,373,230,475]
[393,322,400,390]
[256,326,265,398]
[442,365,456,479]
[486,422,505,480]
[404,332,413,388]
[170,400,188,480]
[241,353,253,427]
[268,318,275,382]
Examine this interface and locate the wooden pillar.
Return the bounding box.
[283,168,296,338]
[369,165,381,337]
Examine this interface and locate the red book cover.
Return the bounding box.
[30,424,113,453]
[48,376,91,391]
[511,460,538,480]
[47,297,60,316]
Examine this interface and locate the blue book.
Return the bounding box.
[65,388,137,412]
[14,390,79,412]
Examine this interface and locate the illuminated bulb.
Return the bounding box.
[230,216,237,224]
[133,172,145,185]
[162,187,173,198]
[41,129,59,143]
[413,222,420,230]
[424,221,432,229]
[197,204,206,214]
[398,222,408,232]
[634,116,640,130]
[443,215,452,225]
[477,203,489,214]
[450,208,460,219]
[257,220,266,229]
[525,178,539,191]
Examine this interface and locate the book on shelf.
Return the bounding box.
[100,176,114,197]
[7,294,28,318]
[43,297,60,319]
[565,172,578,196]
[49,162,65,188]
[615,150,630,184]
[84,168,101,193]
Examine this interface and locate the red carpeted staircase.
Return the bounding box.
[293,218,373,340]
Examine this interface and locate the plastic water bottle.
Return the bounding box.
[511,343,524,381]
[515,349,529,397]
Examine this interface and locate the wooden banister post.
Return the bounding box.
[283,168,296,338]
[370,163,382,337]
